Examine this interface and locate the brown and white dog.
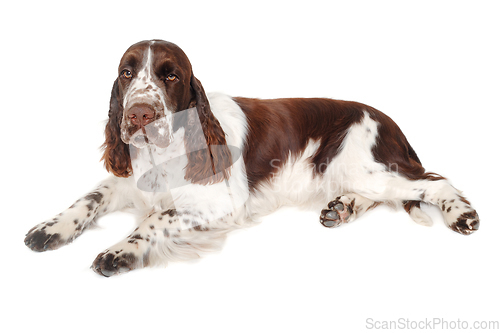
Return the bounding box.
[25,40,479,277]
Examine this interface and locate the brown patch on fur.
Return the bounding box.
[403,200,421,214]
[234,98,365,190]
[368,201,382,211]
[101,79,132,177]
[161,209,177,217]
[367,109,446,182]
[458,194,472,206]
[235,97,447,192]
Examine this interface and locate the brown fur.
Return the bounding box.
[183,76,232,185]
[367,109,445,181]
[235,97,444,193]
[101,79,131,177]
[234,98,366,190]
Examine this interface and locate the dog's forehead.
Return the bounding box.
[119,42,150,69]
[151,41,192,68]
[119,40,191,71]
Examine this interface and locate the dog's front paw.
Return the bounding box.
[25,222,65,252]
[92,250,139,277]
[92,229,154,277]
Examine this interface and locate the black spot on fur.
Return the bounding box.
[193,225,209,231]
[455,218,468,230]
[85,192,104,204]
[419,190,426,200]
[161,209,177,217]
[461,211,478,219]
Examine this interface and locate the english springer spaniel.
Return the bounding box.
[25,40,479,277]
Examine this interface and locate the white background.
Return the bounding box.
[1,0,499,332]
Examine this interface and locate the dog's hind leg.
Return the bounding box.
[321,109,479,234]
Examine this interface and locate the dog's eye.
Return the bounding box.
[121,70,132,79]
[165,74,178,82]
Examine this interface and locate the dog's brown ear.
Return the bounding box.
[101,79,132,177]
[183,75,232,185]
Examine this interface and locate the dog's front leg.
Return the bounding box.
[24,176,133,252]
[91,208,228,277]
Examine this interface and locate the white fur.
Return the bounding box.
[408,205,433,227]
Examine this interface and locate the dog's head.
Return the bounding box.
[101,40,231,184]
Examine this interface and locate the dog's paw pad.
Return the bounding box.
[320,197,354,228]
